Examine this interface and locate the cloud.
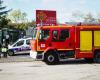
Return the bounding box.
[42,0,61,4]
[4,0,89,23]
[58,12,72,23]
[4,0,13,2]
[79,0,87,4]
[42,0,87,5]
[18,0,33,3]
[4,0,13,4]
[5,0,34,4]
[3,0,14,8]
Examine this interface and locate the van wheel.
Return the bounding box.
[44,51,59,65]
[8,50,14,56]
[94,52,100,63]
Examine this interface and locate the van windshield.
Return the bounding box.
[32,29,37,40]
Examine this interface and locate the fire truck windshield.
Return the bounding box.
[39,29,50,40]
[32,29,37,40]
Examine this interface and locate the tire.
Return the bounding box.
[7,50,14,56]
[94,52,100,63]
[44,51,59,65]
[84,58,93,63]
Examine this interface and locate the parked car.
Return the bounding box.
[8,37,32,56]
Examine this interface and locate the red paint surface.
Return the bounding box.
[31,25,100,59]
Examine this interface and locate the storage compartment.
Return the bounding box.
[80,31,92,51]
[94,31,100,47]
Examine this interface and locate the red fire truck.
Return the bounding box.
[30,25,100,65]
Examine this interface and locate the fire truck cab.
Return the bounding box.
[30,25,100,65]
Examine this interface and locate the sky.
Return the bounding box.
[3,0,100,23]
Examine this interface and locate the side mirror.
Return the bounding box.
[39,30,43,40]
[39,33,42,40]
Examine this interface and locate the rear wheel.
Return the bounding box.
[8,50,14,56]
[44,51,59,65]
[94,52,100,63]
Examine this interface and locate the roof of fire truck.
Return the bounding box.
[36,22,100,30]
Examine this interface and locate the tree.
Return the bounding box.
[83,13,96,22]
[0,16,10,27]
[0,0,11,28]
[96,13,100,22]
[8,9,29,30]
[8,9,27,23]
[71,11,97,23]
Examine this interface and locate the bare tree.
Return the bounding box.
[83,13,95,22]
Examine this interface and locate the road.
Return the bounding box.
[0,54,33,63]
[0,58,100,80]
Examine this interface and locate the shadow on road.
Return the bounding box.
[14,53,29,56]
[58,59,94,65]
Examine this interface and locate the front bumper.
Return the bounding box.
[30,50,43,60]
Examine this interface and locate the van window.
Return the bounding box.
[14,40,24,47]
[26,39,31,45]
[59,29,69,41]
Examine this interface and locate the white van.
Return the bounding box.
[8,37,32,56]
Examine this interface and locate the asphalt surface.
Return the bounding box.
[0,54,100,80]
[0,53,33,63]
[0,61,100,80]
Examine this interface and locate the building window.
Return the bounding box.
[14,40,24,47]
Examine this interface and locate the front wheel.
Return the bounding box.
[7,50,14,56]
[94,52,100,63]
[44,51,59,65]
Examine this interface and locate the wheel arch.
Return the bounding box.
[8,49,14,52]
[42,47,59,60]
[94,49,100,56]
[7,49,14,56]
[94,49,100,63]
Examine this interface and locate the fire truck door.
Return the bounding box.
[51,29,73,50]
[80,31,92,51]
